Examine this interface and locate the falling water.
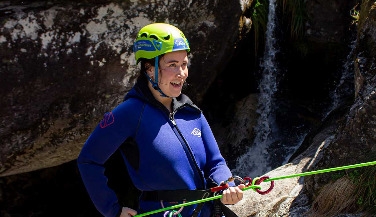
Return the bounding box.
[324,37,356,119]
[232,0,280,178]
[232,1,357,178]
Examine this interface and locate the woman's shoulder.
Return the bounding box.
[116,97,145,112]
[175,94,202,113]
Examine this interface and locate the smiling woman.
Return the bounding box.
[148,50,189,110]
[77,23,245,217]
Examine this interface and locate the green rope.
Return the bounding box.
[134,160,376,217]
[264,160,376,182]
[134,185,260,217]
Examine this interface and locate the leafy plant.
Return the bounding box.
[333,164,376,214]
[353,165,376,214]
[280,0,307,39]
[350,3,360,25]
[250,0,269,55]
[249,0,307,56]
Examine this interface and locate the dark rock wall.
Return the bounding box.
[304,0,376,203]
[2,0,376,216]
[0,0,249,176]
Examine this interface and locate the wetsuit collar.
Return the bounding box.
[124,77,201,114]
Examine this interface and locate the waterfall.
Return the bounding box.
[232,0,280,178]
[324,37,356,119]
[231,1,357,178]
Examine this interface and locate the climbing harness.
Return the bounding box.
[135,176,273,217]
[164,210,183,217]
[134,160,376,217]
[162,201,184,217]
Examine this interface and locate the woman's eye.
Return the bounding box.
[169,63,177,68]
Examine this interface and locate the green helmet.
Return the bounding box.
[133,23,190,62]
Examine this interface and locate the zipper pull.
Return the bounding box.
[169,113,176,125]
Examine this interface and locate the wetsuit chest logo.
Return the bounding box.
[191,128,201,137]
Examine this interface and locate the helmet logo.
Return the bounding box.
[153,40,162,51]
[173,38,189,51]
[133,40,156,52]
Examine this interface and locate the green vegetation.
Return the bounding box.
[280,0,307,39]
[250,0,268,54]
[249,0,307,56]
[353,166,376,214]
[350,3,360,25]
[329,164,376,215]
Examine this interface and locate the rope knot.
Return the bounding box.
[244,176,274,195]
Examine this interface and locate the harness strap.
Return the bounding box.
[140,189,239,217]
[141,189,213,217]
[190,191,210,217]
[141,189,211,202]
[218,202,239,217]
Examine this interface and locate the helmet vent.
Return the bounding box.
[140,33,148,38]
[150,35,159,41]
[163,35,171,40]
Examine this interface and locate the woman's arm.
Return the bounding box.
[77,101,141,217]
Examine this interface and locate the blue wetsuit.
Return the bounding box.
[77,78,233,217]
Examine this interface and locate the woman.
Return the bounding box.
[77,23,244,217]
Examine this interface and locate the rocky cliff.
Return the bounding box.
[2,0,375,216]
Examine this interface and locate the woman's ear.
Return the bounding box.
[146,67,153,75]
[146,66,155,78]
[144,64,152,73]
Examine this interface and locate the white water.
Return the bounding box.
[232,0,279,178]
[324,37,356,119]
[232,2,357,179]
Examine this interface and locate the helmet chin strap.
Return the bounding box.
[145,56,169,98]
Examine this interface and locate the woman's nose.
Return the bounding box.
[177,68,187,77]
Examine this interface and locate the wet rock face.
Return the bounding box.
[305,0,357,43]
[304,0,376,196]
[332,0,376,166]
[0,0,247,176]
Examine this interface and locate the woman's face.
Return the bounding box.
[156,50,189,98]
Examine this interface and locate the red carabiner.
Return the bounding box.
[243,177,253,187]
[254,176,274,195]
[210,183,229,193]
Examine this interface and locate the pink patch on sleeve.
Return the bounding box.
[100,112,115,128]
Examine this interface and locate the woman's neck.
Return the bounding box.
[149,84,173,112]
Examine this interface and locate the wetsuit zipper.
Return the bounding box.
[169,111,206,189]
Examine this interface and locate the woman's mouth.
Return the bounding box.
[171,81,182,87]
